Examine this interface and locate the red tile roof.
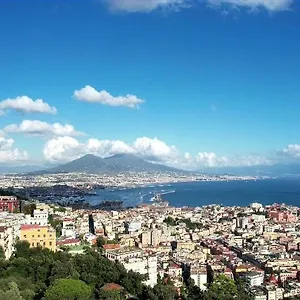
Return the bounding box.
[103,244,121,250]
[101,283,123,291]
[21,224,45,230]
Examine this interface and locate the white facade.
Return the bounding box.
[25,209,48,226]
[62,219,76,238]
[190,268,207,291]
[128,221,141,233]
[245,272,264,287]
[123,255,158,287]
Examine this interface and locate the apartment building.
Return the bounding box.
[0,196,20,213]
[20,224,56,252]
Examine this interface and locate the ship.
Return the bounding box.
[151,193,169,207]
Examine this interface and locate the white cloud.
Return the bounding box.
[0,96,57,115]
[132,137,178,161]
[278,144,300,158]
[102,0,293,12]
[43,136,178,163]
[74,86,144,109]
[207,0,293,12]
[42,135,270,170]
[0,136,28,163]
[4,120,84,137]
[104,0,190,12]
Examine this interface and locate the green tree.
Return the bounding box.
[204,275,244,300]
[44,278,92,300]
[163,216,176,226]
[98,289,126,300]
[0,246,5,259]
[0,281,24,300]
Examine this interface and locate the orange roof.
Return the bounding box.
[21,224,46,230]
[101,283,123,291]
[103,244,121,250]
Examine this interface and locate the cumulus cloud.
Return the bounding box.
[4,120,84,137]
[43,136,178,163]
[132,137,178,161]
[207,0,293,12]
[278,144,300,158]
[74,86,144,109]
[42,135,270,170]
[0,96,57,115]
[0,136,28,163]
[103,0,190,12]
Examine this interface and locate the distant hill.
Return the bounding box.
[200,163,300,177]
[0,164,45,174]
[35,153,183,174]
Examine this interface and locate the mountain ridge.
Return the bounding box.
[34,153,183,174]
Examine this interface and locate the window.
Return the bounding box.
[44,234,46,237]
[43,242,46,246]
[24,235,27,238]
[49,242,52,246]
[32,243,34,247]
[32,235,34,238]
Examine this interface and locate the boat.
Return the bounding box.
[151,193,169,207]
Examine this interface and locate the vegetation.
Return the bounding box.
[0,241,252,300]
[163,216,204,230]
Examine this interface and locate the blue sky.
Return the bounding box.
[0,0,300,169]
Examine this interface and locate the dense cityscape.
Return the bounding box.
[1,0,300,299]
[1,178,300,299]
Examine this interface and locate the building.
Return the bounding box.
[104,246,158,287]
[0,226,14,259]
[20,224,56,252]
[0,196,20,213]
[25,208,48,226]
[190,266,207,291]
[62,218,76,238]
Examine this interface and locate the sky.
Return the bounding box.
[0,0,300,170]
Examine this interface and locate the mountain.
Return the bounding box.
[36,153,182,174]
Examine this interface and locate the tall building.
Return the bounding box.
[20,224,56,252]
[190,266,207,291]
[151,229,161,247]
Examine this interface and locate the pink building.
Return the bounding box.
[268,210,297,223]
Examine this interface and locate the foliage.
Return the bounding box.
[22,204,36,216]
[0,246,5,259]
[44,278,92,300]
[48,215,63,237]
[163,216,203,230]
[0,241,251,300]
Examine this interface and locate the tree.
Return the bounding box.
[163,217,176,226]
[98,289,126,300]
[44,278,92,300]
[0,246,5,259]
[203,275,253,300]
[0,281,24,300]
[14,241,31,258]
[22,204,36,216]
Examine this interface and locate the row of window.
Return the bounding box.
[31,241,53,247]
[23,234,52,238]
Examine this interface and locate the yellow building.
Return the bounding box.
[20,224,56,252]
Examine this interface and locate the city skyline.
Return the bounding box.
[0,0,300,169]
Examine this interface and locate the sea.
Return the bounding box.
[85,178,300,208]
